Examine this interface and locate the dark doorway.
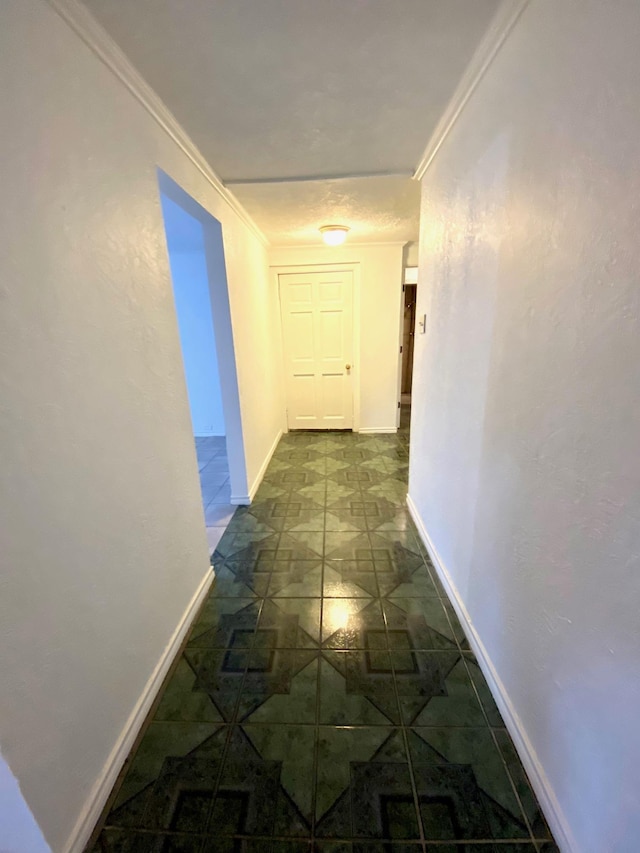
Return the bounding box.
[401,283,417,403]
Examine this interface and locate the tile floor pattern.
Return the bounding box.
[91,419,558,853]
[196,437,235,556]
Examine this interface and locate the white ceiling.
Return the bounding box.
[83,0,501,245]
[231,175,421,245]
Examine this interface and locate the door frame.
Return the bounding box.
[396,283,403,429]
[271,262,361,433]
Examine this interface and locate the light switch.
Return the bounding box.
[418,313,426,334]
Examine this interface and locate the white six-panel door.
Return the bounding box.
[279,270,353,430]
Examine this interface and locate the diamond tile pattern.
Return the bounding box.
[89,410,557,852]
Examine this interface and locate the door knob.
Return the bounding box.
[345,364,351,370]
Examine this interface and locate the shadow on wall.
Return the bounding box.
[157,169,248,501]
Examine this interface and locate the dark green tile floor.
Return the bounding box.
[90,412,557,852]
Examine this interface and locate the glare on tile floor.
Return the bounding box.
[205,503,235,526]
[206,526,225,555]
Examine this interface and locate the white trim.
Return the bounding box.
[230,495,252,506]
[351,265,362,433]
[231,428,283,505]
[404,267,419,285]
[413,0,530,180]
[358,427,397,434]
[65,568,214,853]
[406,494,575,853]
[226,170,413,185]
[46,0,268,247]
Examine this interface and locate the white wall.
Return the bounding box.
[403,241,419,267]
[269,244,404,432]
[0,1,282,850]
[161,194,226,437]
[408,2,640,852]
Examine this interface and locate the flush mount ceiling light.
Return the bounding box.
[320,224,350,246]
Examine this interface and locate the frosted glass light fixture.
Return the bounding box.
[320,224,349,246]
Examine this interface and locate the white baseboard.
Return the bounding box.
[65,568,214,853]
[406,493,575,853]
[230,494,251,506]
[358,427,398,434]
[231,428,282,505]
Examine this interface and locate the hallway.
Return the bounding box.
[91,426,555,852]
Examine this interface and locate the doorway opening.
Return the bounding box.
[400,282,416,432]
[158,170,248,555]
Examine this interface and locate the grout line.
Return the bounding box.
[183,644,483,654]
[378,548,427,853]
[310,459,327,841]
[450,592,539,848]
[96,827,538,845]
[201,561,273,839]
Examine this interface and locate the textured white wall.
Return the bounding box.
[269,244,404,432]
[0,1,281,850]
[409,2,640,851]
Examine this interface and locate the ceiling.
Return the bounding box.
[83,0,502,245]
[231,175,421,245]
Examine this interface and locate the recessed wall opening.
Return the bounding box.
[158,169,248,553]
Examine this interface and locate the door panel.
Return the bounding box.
[321,373,344,419]
[279,270,353,430]
[288,312,315,362]
[289,283,313,303]
[319,311,343,359]
[291,373,317,421]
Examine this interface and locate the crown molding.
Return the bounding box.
[413,0,531,181]
[46,0,269,247]
[226,171,414,185]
